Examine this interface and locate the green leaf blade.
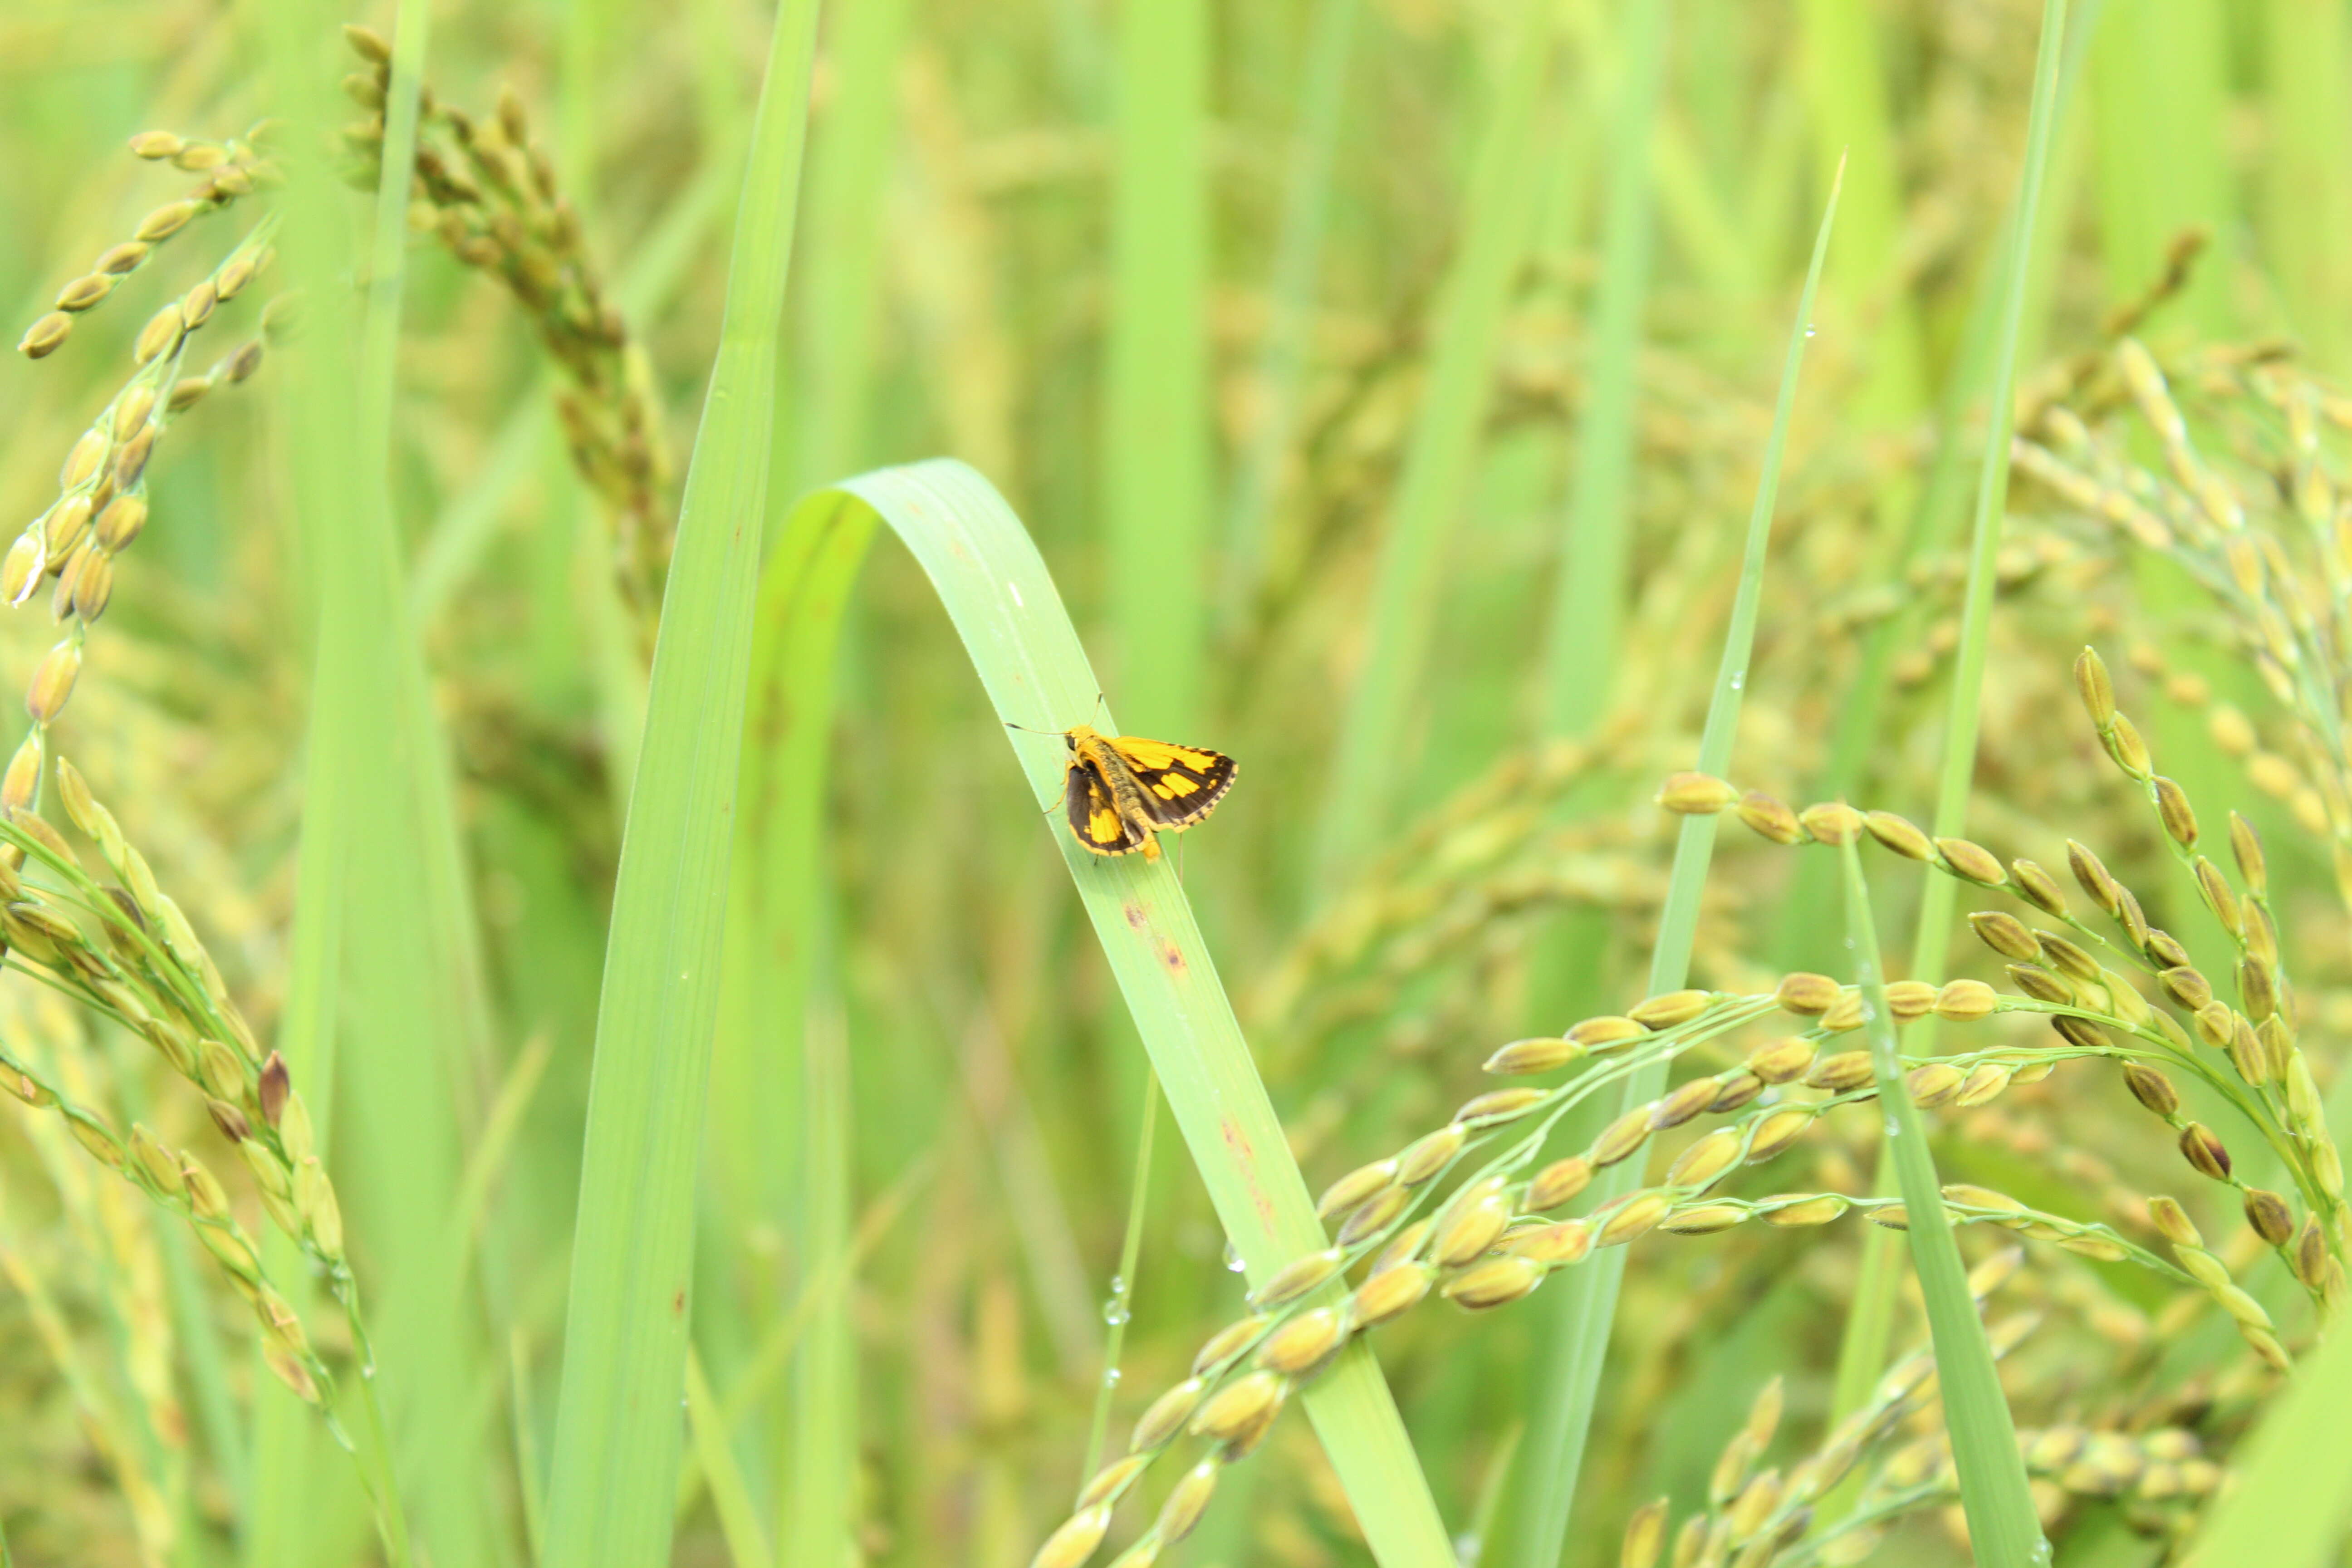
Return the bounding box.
[540,2,825,1560]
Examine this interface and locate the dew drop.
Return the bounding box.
[1728,671,1745,691]
[1102,1366,1123,1388]
[1805,323,1818,338]
[1222,1239,1246,1273]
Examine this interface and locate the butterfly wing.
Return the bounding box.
[1106,736,1238,829]
[1064,755,1151,855]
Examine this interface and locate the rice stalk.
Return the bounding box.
[539,0,823,1557]
[1510,156,1843,1568]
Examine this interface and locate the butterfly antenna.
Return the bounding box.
[1003,718,1058,735]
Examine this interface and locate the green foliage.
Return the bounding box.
[0,3,2348,1566]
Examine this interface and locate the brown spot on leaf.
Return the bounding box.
[1124,901,1147,930]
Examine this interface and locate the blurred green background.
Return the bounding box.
[3,0,2350,1563]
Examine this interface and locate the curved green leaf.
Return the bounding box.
[754,458,1454,1565]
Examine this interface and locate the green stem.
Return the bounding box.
[1511,161,1844,1568]
[1834,0,2076,1431]
[1081,1073,1159,1491]
[1841,839,2046,1566]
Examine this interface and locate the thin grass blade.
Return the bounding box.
[1511,160,1843,1568]
[1830,0,2075,1432]
[1840,837,2045,1567]
[539,1,824,1558]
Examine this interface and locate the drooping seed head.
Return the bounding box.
[1656,772,1737,814]
[1337,1183,1411,1246]
[1864,811,1933,860]
[1455,1087,1547,1126]
[343,22,391,61]
[1130,1378,1206,1450]
[1906,1063,1965,1107]
[1774,972,1839,1015]
[1706,1071,1763,1113]
[1189,1371,1286,1442]
[1317,1160,1396,1220]
[1884,980,1937,1019]
[1970,911,2039,961]
[1394,1124,1466,1186]
[1796,802,1862,844]
[1247,1248,1343,1310]
[1075,1455,1147,1511]
[1629,989,1710,1029]
[2009,858,2067,916]
[2115,886,2151,947]
[2293,1217,2328,1289]
[1431,1183,1513,1266]
[1736,790,1802,844]
[1746,1107,1814,1161]
[2075,647,2116,726]
[1933,979,1998,1021]
[2102,712,2152,779]
[2228,1014,2271,1087]
[23,303,84,355]
[55,274,113,313]
[1254,1307,1347,1377]
[1372,1221,1432,1275]
[1803,1051,1873,1093]
[1934,836,2006,887]
[2242,1189,2294,1246]
[2005,964,2070,1004]
[1155,1461,1220,1546]
[1441,1254,1545,1309]
[1589,1106,1654,1168]
[2237,957,2276,1024]
[1762,1194,1846,1227]
[2228,813,2267,896]
[2151,776,2198,848]
[2038,932,2098,982]
[1659,1203,1746,1235]
[2122,1063,2180,1117]
[1648,1077,1719,1131]
[1620,1498,1669,1568]
[1666,1130,1744,1191]
[2192,858,2241,936]
[1029,1507,1112,1568]
[1500,1219,1594,1265]
[1566,1015,1644,1052]
[2159,966,2213,1011]
[1349,1261,1431,1327]
[2178,1123,2231,1181]
[1527,1156,1593,1210]
[1484,1036,1580,1075]
[1745,1037,1816,1083]
[2242,902,2278,969]
[25,642,80,723]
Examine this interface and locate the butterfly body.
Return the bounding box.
[1059,723,1237,861]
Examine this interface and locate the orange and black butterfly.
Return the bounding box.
[1058,724,1237,862]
